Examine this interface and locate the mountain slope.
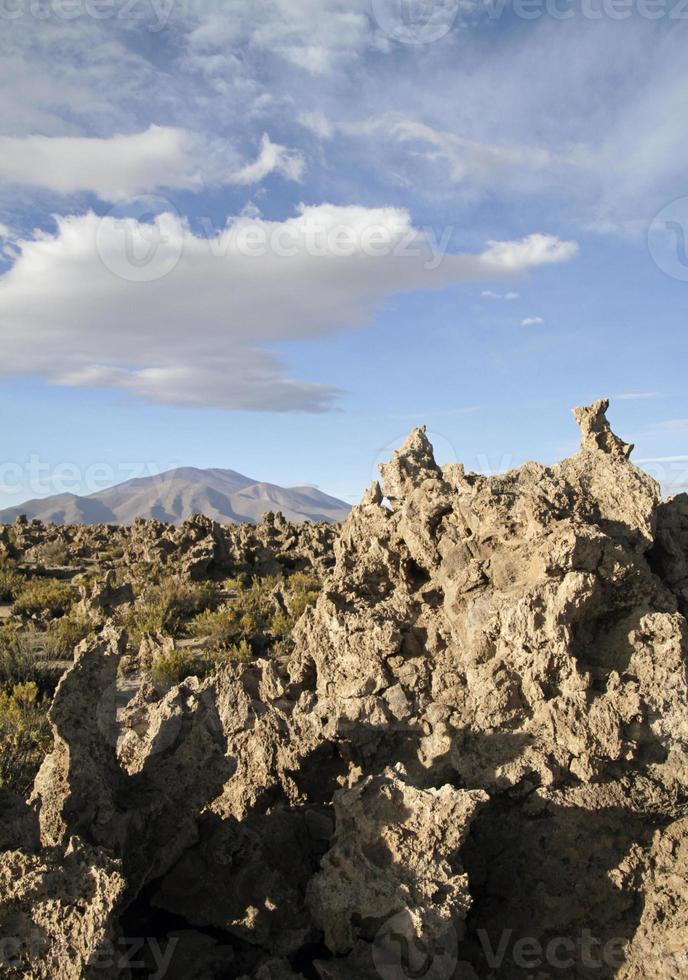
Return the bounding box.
[0,467,351,526]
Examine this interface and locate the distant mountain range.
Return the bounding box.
[0,467,352,526]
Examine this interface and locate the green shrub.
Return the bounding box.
[189,576,279,651]
[188,573,320,658]
[0,562,24,602]
[0,623,36,689]
[43,613,94,659]
[36,540,70,566]
[12,579,75,620]
[226,638,253,663]
[188,604,247,650]
[0,681,52,795]
[120,577,220,643]
[286,571,320,620]
[152,648,211,686]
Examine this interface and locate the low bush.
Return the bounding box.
[0,682,52,795]
[190,576,278,651]
[35,540,70,566]
[119,577,221,643]
[12,579,75,620]
[43,613,94,659]
[151,648,212,687]
[0,623,36,689]
[0,562,24,602]
[286,571,320,621]
[190,572,320,658]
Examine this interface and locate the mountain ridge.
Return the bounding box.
[0,466,351,526]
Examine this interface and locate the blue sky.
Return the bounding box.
[1,1,687,507]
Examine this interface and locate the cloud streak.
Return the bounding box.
[0,127,304,201]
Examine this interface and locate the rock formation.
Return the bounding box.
[1,400,687,979]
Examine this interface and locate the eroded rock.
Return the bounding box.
[2,400,688,978]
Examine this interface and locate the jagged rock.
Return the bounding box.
[77,570,133,621]
[574,397,634,458]
[2,399,688,978]
[0,837,126,980]
[307,764,486,953]
[616,817,688,978]
[650,492,688,616]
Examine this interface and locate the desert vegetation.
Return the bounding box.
[0,514,332,791]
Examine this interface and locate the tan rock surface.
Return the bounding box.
[1,400,687,978]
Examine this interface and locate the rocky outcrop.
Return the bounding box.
[1,400,688,978]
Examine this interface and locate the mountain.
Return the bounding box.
[0,467,351,526]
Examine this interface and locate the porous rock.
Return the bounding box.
[1,400,688,978]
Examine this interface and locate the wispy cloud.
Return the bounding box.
[636,455,688,464]
[614,391,660,401]
[521,316,545,327]
[383,117,552,185]
[0,127,304,202]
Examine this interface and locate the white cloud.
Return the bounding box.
[481,290,520,301]
[521,317,545,327]
[0,223,9,239]
[0,127,304,202]
[483,235,577,270]
[0,205,576,412]
[228,133,305,185]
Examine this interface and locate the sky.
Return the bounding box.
[1,0,688,507]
